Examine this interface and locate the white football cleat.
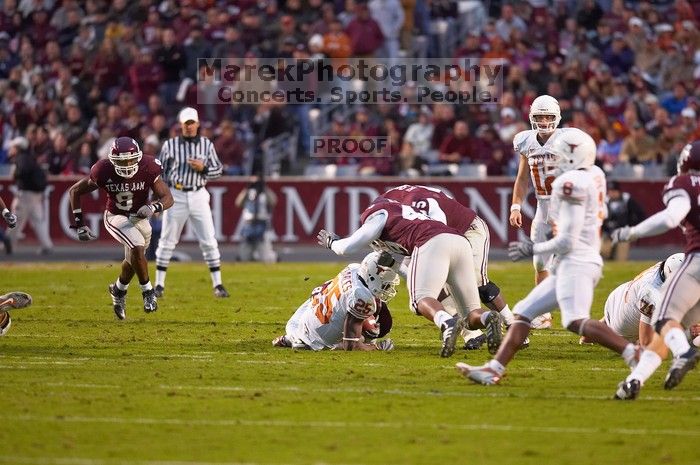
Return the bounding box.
[0,292,32,312]
[455,362,502,385]
[531,312,552,329]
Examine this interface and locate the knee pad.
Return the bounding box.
[655,318,670,334]
[478,281,500,304]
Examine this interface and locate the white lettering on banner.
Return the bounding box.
[346,187,379,232]
[463,187,511,243]
[282,186,339,241]
[58,188,101,239]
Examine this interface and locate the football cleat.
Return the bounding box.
[614,379,641,400]
[440,316,462,358]
[272,335,292,348]
[154,285,164,298]
[484,311,503,355]
[531,312,552,329]
[108,284,127,320]
[464,333,486,350]
[664,348,700,390]
[455,362,501,385]
[0,292,32,312]
[142,289,158,313]
[214,285,230,298]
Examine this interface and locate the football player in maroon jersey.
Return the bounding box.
[612,141,700,398]
[318,198,503,358]
[69,137,173,320]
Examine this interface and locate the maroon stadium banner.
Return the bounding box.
[0,177,683,247]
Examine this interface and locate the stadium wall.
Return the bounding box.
[0,177,683,247]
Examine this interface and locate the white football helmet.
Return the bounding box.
[358,252,400,302]
[661,253,685,282]
[529,95,561,136]
[550,128,596,175]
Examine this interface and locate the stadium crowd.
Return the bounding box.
[1,0,700,177]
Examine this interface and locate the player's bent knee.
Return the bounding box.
[478,281,500,304]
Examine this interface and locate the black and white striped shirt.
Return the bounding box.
[159,136,223,189]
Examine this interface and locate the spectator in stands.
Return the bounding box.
[155,28,185,107]
[577,0,604,32]
[661,82,689,116]
[601,180,645,261]
[475,125,510,176]
[603,32,635,76]
[399,106,434,176]
[597,126,624,172]
[5,136,53,255]
[368,0,404,60]
[680,107,700,140]
[438,120,478,164]
[129,47,163,108]
[495,4,526,42]
[215,120,246,176]
[619,122,657,166]
[495,107,526,145]
[345,2,384,58]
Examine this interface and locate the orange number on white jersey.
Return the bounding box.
[311,278,342,324]
[530,165,554,196]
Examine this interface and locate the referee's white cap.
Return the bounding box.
[178,107,199,124]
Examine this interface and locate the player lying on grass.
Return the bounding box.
[69,137,173,320]
[272,251,397,351]
[318,195,502,358]
[612,141,700,399]
[0,292,33,336]
[456,128,641,385]
[580,254,685,347]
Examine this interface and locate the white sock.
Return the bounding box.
[626,350,662,385]
[115,280,129,291]
[499,305,515,326]
[487,359,505,375]
[139,281,153,292]
[434,310,452,329]
[210,269,222,287]
[155,269,166,287]
[664,327,692,357]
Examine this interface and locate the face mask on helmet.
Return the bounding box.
[550,129,596,175]
[660,253,685,282]
[109,140,143,178]
[529,95,562,136]
[359,252,400,302]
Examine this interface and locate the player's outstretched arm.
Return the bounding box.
[318,211,387,255]
[612,194,691,244]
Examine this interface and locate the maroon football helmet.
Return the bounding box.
[109,137,143,178]
[678,141,700,174]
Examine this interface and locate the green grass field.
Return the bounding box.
[1,260,699,465]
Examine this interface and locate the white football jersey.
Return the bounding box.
[547,165,607,266]
[513,128,580,200]
[604,263,663,341]
[289,264,377,350]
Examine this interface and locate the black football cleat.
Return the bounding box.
[664,348,700,390]
[109,284,127,320]
[214,285,230,298]
[463,334,486,350]
[440,316,462,358]
[142,289,158,313]
[154,285,164,298]
[614,379,641,400]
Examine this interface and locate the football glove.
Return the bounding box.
[317,229,339,249]
[373,338,394,351]
[611,226,635,245]
[76,225,97,241]
[377,251,395,268]
[136,204,156,219]
[2,209,17,228]
[508,237,534,262]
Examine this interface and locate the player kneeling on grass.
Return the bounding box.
[0,292,33,336]
[69,137,174,320]
[272,251,398,351]
[581,254,686,347]
[456,128,641,385]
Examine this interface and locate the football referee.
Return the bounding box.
[154,107,229,298]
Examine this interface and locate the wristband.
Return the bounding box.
[510,204,521,212]
[342,337,361,342]
[152,202,164,213]
[73,209,84,227]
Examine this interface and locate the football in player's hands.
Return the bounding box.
[373,338,394,351]
[362,316,380,340]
